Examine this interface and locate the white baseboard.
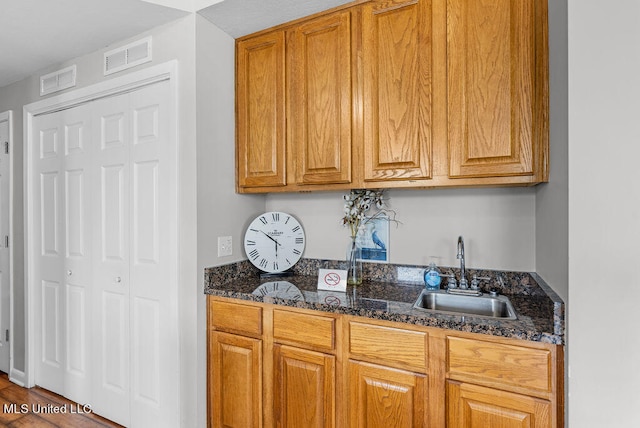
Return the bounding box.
[9,367,26,387]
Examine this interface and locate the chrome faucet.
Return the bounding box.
[456,236,468,289]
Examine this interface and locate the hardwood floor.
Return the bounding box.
[0,372,122,427]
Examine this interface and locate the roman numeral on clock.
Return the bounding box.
[249,249,259,260]
[295,237,304,244]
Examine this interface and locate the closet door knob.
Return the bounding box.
[115,277,122,283]
[67,270,72,276]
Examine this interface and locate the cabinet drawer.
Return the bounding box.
[447,336,552,394]
[210,300,262,337]
[349,321,428,373]
[273,309,336,351]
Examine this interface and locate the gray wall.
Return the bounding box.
[568,1,640,426]
[536,0,568,304]
[536,2,569,424]
[195,14,266,428]
[0,77,34,373]
[267,188,537,271]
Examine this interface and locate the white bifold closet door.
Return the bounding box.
[31,80,178,428]
[32,102,93,403]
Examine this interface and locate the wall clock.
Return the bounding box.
[243,211,305,275]
[252,281,304,301]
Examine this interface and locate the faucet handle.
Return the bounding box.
[470,275,491,290]
[447,276,457,289]
[441,272,457,289]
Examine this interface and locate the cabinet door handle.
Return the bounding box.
[67,270,72,276]
[115,277,122,283]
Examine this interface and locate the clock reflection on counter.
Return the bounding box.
[252,281,304,301]
[251,280,391,311]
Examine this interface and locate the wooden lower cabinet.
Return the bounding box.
[447,381,552,428]
[348,361,428,427]
[209,331,263,428]
[274,344,336,428]
[207,296,563,428]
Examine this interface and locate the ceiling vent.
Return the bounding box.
[104,36,152,76]
[40,65,77,96]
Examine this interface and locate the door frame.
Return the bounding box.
[23,60,178,389]
[0,110,14,379]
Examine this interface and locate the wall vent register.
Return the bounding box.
[104,36,152,76]
[40,65,76,96]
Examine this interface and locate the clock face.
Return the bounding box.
[243,212,305,273]
[252,281,304,301]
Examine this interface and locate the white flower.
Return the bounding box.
[341,189,390,238]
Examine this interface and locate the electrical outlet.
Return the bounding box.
[217,236,232,257]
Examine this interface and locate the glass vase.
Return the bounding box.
[346,236,363,285]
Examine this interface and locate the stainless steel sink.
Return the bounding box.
[413,289,517,319]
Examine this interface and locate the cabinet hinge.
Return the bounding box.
[4,236,8,248]
[3,142,7,154]
[5,329,8,342]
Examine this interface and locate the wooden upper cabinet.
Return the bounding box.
[236,31,287,189]
[362,0,433,182]
[234,0,549,192]
[447,0,548,181]
[288,10,354,185]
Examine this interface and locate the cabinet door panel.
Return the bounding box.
[290,10,353,185]
[349,360,428,428]
[362,0,433,182]
[210,300,263,337]
[274,345,335,428]
[448,0,541,178]
[447,336,552,395]
[447,381,551,428]
[273,309,335,351]
[210,332,262,428]
[349,321,428,373]
[237,31,287,188]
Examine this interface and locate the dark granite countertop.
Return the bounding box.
[204,259,565,345]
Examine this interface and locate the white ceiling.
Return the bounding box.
[0,0,354,90]
[0,0,188,88]
[197,0,354,39]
